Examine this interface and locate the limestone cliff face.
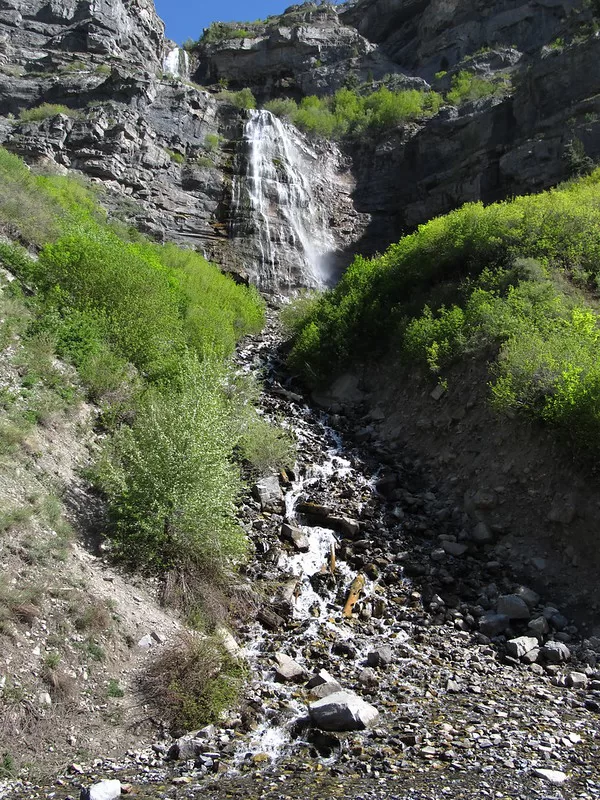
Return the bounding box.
[0,0,165,68]
[0,0,598,292]
[341,0,580,78]
[194,5,397,99]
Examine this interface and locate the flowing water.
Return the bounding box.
[230,109,337,292]
[164,46,189,79]
[232,316,396,766]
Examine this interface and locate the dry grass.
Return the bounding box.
[139,633,244,734]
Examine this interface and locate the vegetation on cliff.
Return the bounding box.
[265,86,442,139]
[0,146,286,592]
[287,170,600,455]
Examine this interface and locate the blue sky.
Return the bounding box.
[155,1,292,44]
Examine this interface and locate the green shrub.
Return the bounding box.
[166,149,185,164]
[264,86,442,140]
[204,133,221,151]
[140,634,245,732]
[264,97,298,119]
[201,22,260,44]
[219,87,257,109]
[18,104,82,123]
[96,354,246,573]
[446,70,510,105]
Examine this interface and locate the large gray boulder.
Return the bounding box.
[309,691,379,731]
[252,476,284,513]
[506,636,539,660]
[497,594,531,620]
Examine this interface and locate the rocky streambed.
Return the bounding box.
[5,311,600,800]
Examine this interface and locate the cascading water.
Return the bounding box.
[163,46,189,79]
[230,109,337,292]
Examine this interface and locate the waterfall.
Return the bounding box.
[163,46,189,79]
[231,109,336,293]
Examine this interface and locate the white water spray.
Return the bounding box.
[231,109,336,291]
[163,46,189,78]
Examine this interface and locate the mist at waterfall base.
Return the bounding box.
[231,110,338,293]
[155,0,290,44]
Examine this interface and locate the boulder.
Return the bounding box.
[497,594,530,620]
[326,515,361,537]
[274,652,306,683]
[442,540,468,557]
[515,586,540,608]
[528,616,550,637]
[541,641,571,664]
[566,671,588,689]
[168,735,204,760]
[306,669,342,698]
[80,781,122,800]
[281,522,309,552]
[471,522,494,543]
[533,768,568,785]
[479,613,510,637]
[309,691,379,732]
[367,646,393,668]
[506,636,539,660]
[252,476,284,512]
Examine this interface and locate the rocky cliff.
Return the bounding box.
[0,0,598,291]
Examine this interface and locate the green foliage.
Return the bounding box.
[446,70,510,105]
[201,22,259,43]
[0,147,266,593]
[166,148,185,164]
[204,133,221,151]
[96,354,247,573]
[264,86,442,139]
[18,103,82,123]
[288,168,600,455]
[264,97,298,118]
[564,137,595,177]
[107,678,125,698]
[240,415,296,475]
[0,149,264,389]
[218,87,257,109]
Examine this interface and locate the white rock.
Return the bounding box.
[309,690,379,731]
[83,780,122,800]
[533,768,568,784]
[274,652,306,682]
[506,636,538,659]
[566,671,588,689]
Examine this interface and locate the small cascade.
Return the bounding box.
[230,109,337,292]
[163,45,189,79]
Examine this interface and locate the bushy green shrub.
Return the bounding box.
[18,104,82,123]
[166,148,185,164]
[204,133,221,151]
[96,354,246,572]
[218,87,257,109]
[140,634,245,732]
[265,86,442,139]
[446,70,510,105]
[0,149,264,383]
[201,22,259,44]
